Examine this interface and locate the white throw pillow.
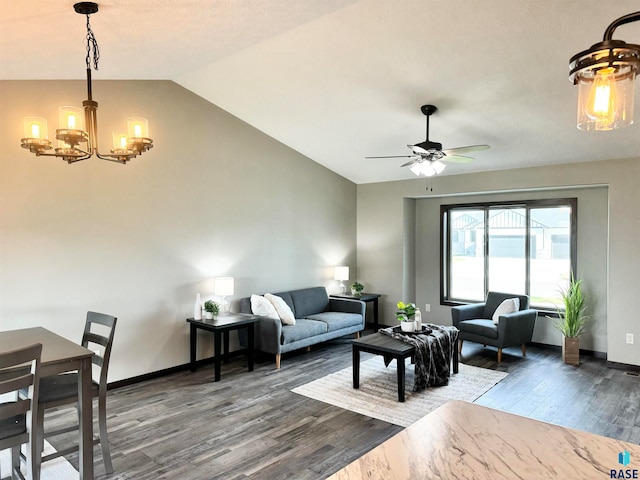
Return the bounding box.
[265,293,296,325]
[250,294,279,319]
[492,298,520,324]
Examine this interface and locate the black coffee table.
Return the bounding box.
[352,331,459,402]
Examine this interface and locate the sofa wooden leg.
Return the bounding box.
[306,346,311,352]
[458,339,463,354]
[522,344,527,357]
[497,348,502,364]
[275,354,281,369]
[355,331,361,339]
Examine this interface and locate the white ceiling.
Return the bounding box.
[2,0,640,184]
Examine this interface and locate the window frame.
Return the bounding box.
[440,198,577,313]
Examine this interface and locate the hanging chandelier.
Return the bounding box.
[20,2,153,164]
[569,12,640,131]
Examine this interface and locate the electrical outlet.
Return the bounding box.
[626,333,634,345]
[425,304,431,312]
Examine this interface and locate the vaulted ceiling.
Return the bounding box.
[2,1,640,184]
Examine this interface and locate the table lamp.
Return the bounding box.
[214,276,234,313]
[334,266,349,294]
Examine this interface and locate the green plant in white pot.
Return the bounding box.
[204,300,220,320]
[350,281,364,296]
[396,301,416,332]
[553,274,588,365]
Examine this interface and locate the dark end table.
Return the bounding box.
[187,313,260,382]
[331,292,381,330]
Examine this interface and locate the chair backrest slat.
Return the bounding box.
[0,372,34,395]
[82,311,117,385]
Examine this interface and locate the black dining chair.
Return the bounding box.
[0,342,42,480]
[35,311,117,474]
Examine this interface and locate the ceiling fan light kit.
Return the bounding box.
[365,104,489,177]
[569,11,640,131]
[20,2,153,164]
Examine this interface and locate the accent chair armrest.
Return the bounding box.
[451,303,486,326]
[497,308,537,345]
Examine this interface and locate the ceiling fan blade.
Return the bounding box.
[400,158,419,167]
[365,155,415,159]
[443,144,490,156]
[442,154,475,163]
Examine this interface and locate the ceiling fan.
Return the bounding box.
[365,104,490,176]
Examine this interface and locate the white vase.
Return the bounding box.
[414,308,422,331]
[194,293,202,320]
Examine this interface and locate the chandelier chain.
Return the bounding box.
[85,14,100,71]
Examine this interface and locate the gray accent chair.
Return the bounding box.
[239,286,365,368]
[451,292,537,363]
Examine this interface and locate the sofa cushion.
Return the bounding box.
[289,287,329,319]
[250,294,279,319]
[265,293,296,325]
[281,319,327,344]
[458,319,499,339]
[305,312,362,332]
[492,298,520,324]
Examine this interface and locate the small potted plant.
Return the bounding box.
[350,281,364,296]
[204,300,220,320]
[396,301,416,332]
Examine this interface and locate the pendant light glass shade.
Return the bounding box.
[569,12,640,131]
[23,117,48,140]
[575,61,636,131]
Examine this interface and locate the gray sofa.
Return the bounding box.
[239,286,365,368]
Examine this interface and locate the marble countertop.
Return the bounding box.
[328,400,640,479]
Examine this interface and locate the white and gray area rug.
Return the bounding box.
[0,440,78,479]
[292,357,508,427]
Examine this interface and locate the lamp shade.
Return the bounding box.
[214,276,234,296]
[334,266,349,281]
[58,106,84,131]
[127,117,149,138]
[575,65,636,130]
[24,116,48,139]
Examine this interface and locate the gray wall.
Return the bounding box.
[0,80,357,382]
[358,160,638,366]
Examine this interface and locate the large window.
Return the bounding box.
[441,198,577,311]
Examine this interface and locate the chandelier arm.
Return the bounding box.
[95,152,129,164]
[603,12,640,41]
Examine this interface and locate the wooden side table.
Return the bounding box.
[331,292,381,330]
[187,313,260,382]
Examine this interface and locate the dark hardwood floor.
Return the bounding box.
[47,329,640,479]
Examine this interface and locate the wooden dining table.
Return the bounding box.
[0,327,95,479]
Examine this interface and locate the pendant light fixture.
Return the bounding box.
[569,12,640,131]
[20,2,153,164]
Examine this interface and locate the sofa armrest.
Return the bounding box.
[328,298,366,317]
[253,316,283,355]
[451,303,486,326]
[497,308,537,345]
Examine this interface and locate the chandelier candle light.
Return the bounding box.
[20,2,153,164]
[569,12,640,131]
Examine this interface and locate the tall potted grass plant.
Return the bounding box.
[554,274,588,365]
